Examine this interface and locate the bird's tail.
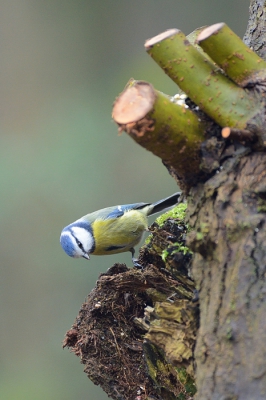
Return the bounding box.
[149,192,181,215]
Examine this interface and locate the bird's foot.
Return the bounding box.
[132,258,144,270]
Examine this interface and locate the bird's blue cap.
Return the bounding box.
[60,231,76,257]
[60,220,94,257]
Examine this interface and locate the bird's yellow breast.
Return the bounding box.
[91,210,148,255]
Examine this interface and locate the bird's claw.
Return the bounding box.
[132,258,144,270]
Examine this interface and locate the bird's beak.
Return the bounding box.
[82,253,90,260]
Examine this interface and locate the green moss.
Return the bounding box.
[176,367,197,396]
[226,328,233,340]
[257,205,266,213]
[144,342,179,392]
[196,232,204,240]
[156,203,187,227]
[145,234,152,245]
[226,219,254,242]
[161,249,169,262]
[199,222,209,233]
[162,243,192,262]
[257,198,266,213]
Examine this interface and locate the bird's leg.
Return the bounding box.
[130,248,143,270]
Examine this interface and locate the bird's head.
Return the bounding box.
[60,220,95,260]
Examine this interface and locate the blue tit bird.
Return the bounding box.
[60,192,181,262]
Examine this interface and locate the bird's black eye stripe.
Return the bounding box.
[75,239,84,251]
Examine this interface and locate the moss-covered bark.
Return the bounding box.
[197,22,266,87]
[186,152,266,399]
[145,27,264,132]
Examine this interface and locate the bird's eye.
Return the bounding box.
[76,240,83,250]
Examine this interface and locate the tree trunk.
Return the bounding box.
[189,3,266,398]
[243,0,266,60]
[187,152,266,399]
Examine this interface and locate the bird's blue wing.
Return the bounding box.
[81,203,150,224]
[105,203,148,219]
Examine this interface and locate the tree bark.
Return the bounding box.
[244,0,266,60]
[187,152,266,400]
[188,3,266,398]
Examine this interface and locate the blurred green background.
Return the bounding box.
[0,1,249,399]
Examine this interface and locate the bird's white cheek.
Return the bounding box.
[71,226,94,254]
[84,233,94,253]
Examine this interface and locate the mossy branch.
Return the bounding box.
[112,24,266,191]
[113,79,208,188]
[145,28,262,131]
[197,23,266,87]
